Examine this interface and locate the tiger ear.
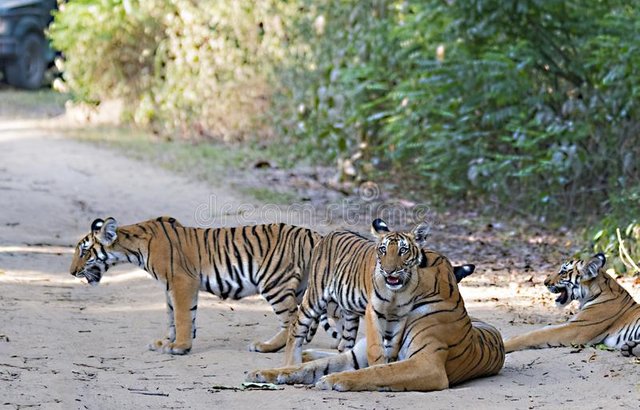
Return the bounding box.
[453,264,476,283]
[412,221,430,248]
[94,217,118,246]
[580,253,606,281]
[91,218,104,233]
[371,218,391,239]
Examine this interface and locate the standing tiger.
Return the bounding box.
[248,219,505,391]
[283,220,476,365]
[69,216,322,355]
[504,253,640,357]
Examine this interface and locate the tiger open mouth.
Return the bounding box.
[548,285,569,305]
[555,288,569,304]
[76,269,102,286]
[386,275,401,286]
[384,273,407,290]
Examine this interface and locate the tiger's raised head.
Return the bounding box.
[370,218,429,291]
[70,217,120,285]
[543,253,606,307]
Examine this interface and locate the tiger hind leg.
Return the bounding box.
[621,340,640,357]
[283,303,322,365]
[250,285,300,353]
[302,349,339,362]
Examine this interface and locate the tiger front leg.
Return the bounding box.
[316,349,449,392]
[249,338,368,384]
[148,277,199,355]
[148,290,177,351]
[504,322,599,353]
[251,282,301,353]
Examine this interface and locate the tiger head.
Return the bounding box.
[543,253,606,307]
[70,217,121,285]
[371,218,429,291]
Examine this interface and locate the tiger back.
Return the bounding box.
[504,253,640,357]
[69,216,322,354]
[249,219,505,391]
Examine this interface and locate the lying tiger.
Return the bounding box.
[248,219,505,391]
[505,253,640,357]
[69,216,323,354]
[284,219,476,365]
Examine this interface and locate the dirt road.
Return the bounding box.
[0,117,638,409]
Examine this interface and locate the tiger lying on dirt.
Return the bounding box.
[283,220,476,365]
[248,219,505,391]
[504,253,640,357]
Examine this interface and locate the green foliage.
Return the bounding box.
[49,0,287,139]
[49,0,160,103]
[592,219,640,276]
[50,0,640,268]
[273,0,640,223]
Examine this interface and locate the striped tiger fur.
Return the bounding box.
[283,219,476,365]
[247,218,505,391]
[504,253,640,357]
[69,216,322,355]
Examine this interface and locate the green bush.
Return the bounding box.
[272,0,640,223]
[49,0,160,103]
[593,220,640,275]
[50,0,640,270]
[49,0,287,139]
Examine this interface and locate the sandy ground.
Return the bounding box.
[0,116,639,409]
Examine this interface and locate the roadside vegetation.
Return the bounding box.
[45,0,639,275]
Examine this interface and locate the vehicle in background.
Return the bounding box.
[0,0,58,89]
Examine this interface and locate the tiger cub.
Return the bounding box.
[69,217,322,354]
[248,219,505,391]
[504,253,640,357]
[283,219,476,365]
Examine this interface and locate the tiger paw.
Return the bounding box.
[148,338,190,355]
[315,374,351,391]
[248,340,281,353]
[163,342,191,355]
[301,351,315,363]
[621,340,640,357]
[148,338,170,352]
[246,369,278,383]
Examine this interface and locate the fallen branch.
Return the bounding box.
[127,388,169,397]
[616,228,640,274]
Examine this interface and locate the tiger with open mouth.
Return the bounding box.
[504,253,640,357]
[69,216,325,355]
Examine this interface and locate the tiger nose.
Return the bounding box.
[543,277,551,287]
[382,266,396,275]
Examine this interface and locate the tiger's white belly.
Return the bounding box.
[199,272,258,300]
[602,333,626,349]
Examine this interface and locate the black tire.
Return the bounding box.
[5,33,46,90]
